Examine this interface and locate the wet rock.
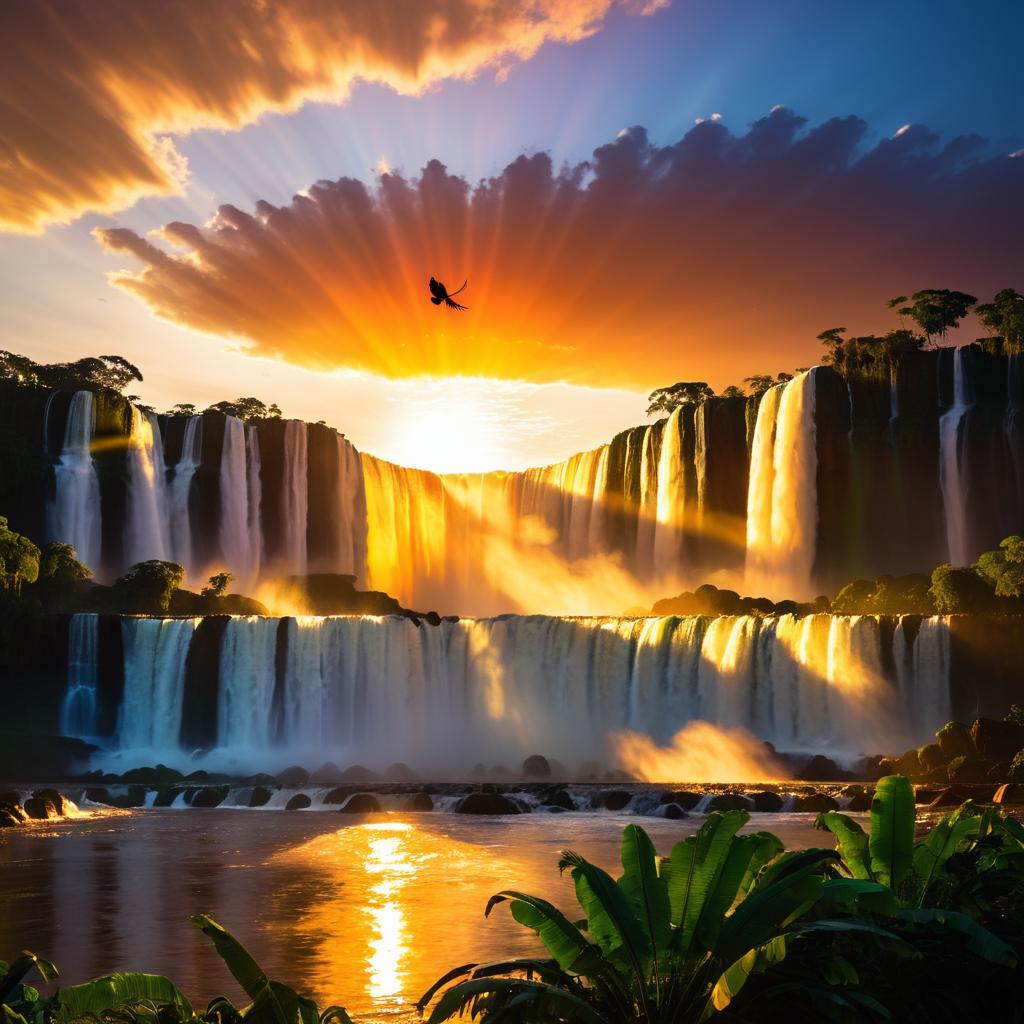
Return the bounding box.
[85,787,112,805]
[936,721,976,761]
[341,765,380,783]
[120,765,184,785]
[455,792,520,815]
[846,792,873,812]
[386,762,418,782]
[340,793,382,814]
[276,766,310,787]
[856,755,886,780]
[603,790,633,811]
[322,786,355,804]
[522,755,552,779]
[243,773,277,787]
[109,785,147,808]
[917,743,946,772]
[709,794,754,812]
[33,789,69,815]
[751,791,784,812]
[185,769,211,782]
[660,790,701,810]
[895,749,922,777]
[947,755,993,784]
[153,787,183,807]
[190,786,229,808]
[796,755,850,782]
[23,796,58,819]
[971,718,1024,762]
[309,762,344,785]
[285,794,312,811]
[407,791,434,812]
[662,803,688,820]
[993,783,1024,805]
[541,789,575,811]
[0,789,22,806]
[0,804,24,827]
[795,793,839,813]
[249,786,273,808]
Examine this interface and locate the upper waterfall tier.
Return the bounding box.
[4,344,1022,614]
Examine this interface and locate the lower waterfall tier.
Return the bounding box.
[47,612,971,775]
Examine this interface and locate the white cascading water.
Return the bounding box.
[652,407,687,578]
[167,415,203,579]
[219,415,253,586]
[117,618,197,751]
[939,347,972,565]
[48,391,102,570]
[745,370,818,597]
[59,613,100,738]
[102,612,950,772]
[124,407,170,565]
[281,420,308,575]
[245,425,264,585]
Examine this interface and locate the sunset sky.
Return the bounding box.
[2,1,1022,471]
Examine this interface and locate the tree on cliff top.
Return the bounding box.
[904,289,977,346]
[743,371,794,395]
[112,560,184,614]
[208,397,282,421]
[928,563,993,613]
[976,288,1024,350]
[975,535,1024,599]
[201,571,233,598]
[646,381,714,416]
[0,517,40,595]
[0,351,142,393]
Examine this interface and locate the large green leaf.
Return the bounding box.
[912,806,981,905]
[190,915,269,1001]
[869,776,915,890]
[748,848,839,892]
[820,878,898,916]
[897,908,1017,967]
[424,977,605,1024]
[714,867,823,966]
[661,810,748,955]
[704,935,787,1019]
[55,973,193,1022]
[0,953,58,1004]
[617,825,670,955]
[817,812,871,880]
[559,850,652,1005]
[485,892,602,975]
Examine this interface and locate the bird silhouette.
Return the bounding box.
[429,277,468,310]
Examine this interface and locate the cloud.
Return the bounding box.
[0,0,664,234]
[95,107,1024,391]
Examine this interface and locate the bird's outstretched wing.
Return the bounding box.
[444,296,468,311]
[429,277,445,298]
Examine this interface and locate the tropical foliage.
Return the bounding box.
[0,915,353,1024]
[418,811,893,1022]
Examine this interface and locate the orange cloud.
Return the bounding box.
[0,0,662,233]
[95,110,1024,391]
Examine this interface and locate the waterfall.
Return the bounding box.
[652,407,686,578]
[245,425,264,585]
[118,618,197,751]
[108,611,949,771]
[125,407,170,565]
[1007,354,1024,520]
[939,347,973,565]
[59,613,99,738]
[219,415,252,585]
[745,371,818,597]
[167,415,203,579]
[48,391,102,571]
[281,420,308,575]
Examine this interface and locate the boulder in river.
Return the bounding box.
[709,793,754,812]
[285,793,312,811]
[971,718,1024,762]
[795,792,839,813]
[406,791,434,811]
[751,791,783,812]
[190,786,229,808]
[276,765,310,787]
[309,762,344,785]
[340,793,382,814]
[796,755,850,782]
[846,792,873,811]
[541,788,574,811]
[249,786,273,808]
[455,792,519,815]
[602,790,632,811]
[522,754,552,779]
[0,804,24,827]
[660,790,701,810]
[662,803,687,820]
[23,796,59,819]
[936,721,976,761]
[33,788,69,815]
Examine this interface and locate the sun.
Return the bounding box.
[381,391,511,474]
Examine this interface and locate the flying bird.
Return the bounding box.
[429,277,468,310]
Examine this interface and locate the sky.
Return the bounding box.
[1,0,1022,472]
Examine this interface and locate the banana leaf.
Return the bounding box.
[0,953,58,1004]
[55,973,193,1022]
[616,825,670,956]
[869,776,915,889]
[912,806,981,904]
[817,812,871,880]
[897,908,1017,967]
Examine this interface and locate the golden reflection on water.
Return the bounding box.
[272,820,524,1019]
